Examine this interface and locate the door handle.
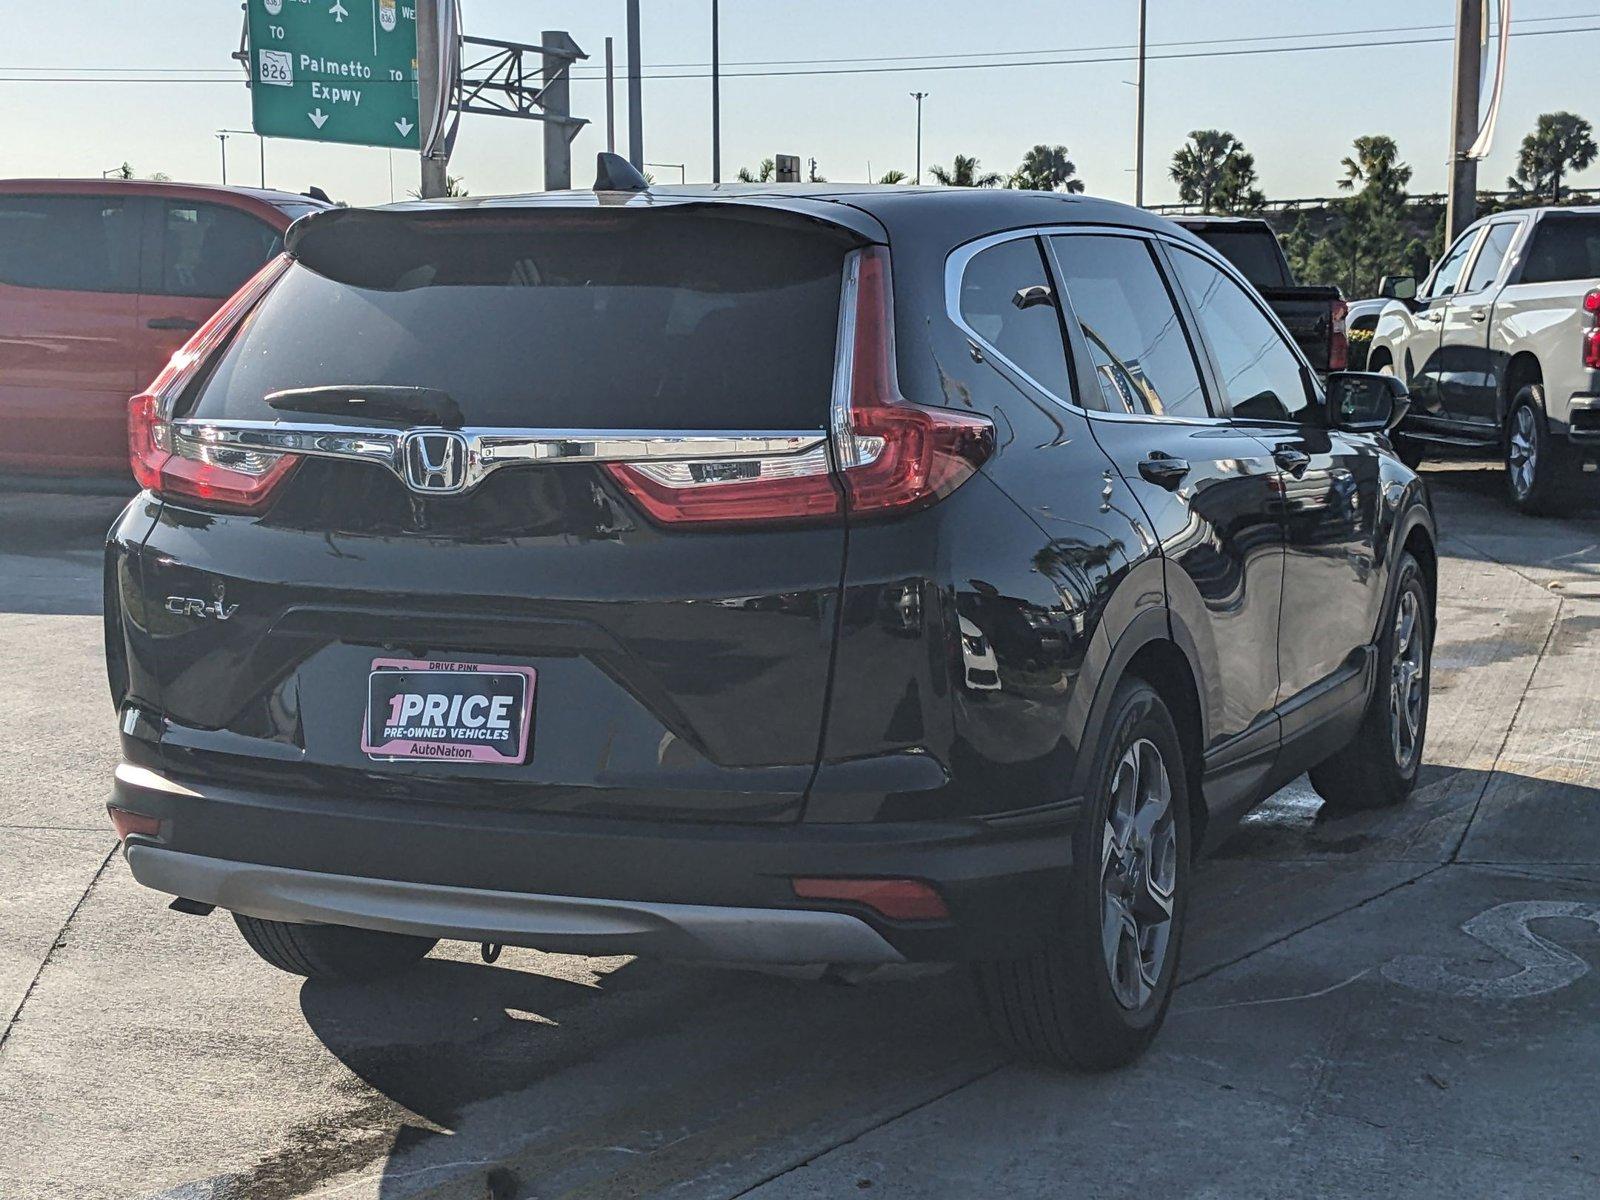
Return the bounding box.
[147,316,201,331]
[1420,311,1443,324]
[1137,451,1190,490]
[1273,446,1312,476]
[1469,309,1489,323]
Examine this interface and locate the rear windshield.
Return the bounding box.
[1189,227,1290,289]
[186,209,850,430]
[1520,215,1600,284]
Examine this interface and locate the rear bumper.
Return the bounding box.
[126,845,906,964]
[111,762,1077,963]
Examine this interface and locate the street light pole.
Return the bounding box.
[605,36,616,154]
[627,0,644,169]
[910,91,929,184]
[1134,0,1147,207]
[217,133,229,186]
[711,0,721,183]
[1445,0,1484,244]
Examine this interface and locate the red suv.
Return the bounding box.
[0,179,329,485]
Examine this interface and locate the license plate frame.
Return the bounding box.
[360,657,536,764]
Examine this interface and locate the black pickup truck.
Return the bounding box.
[1174,216,1348,375]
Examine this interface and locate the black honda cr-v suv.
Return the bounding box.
[105,159,1435,1069]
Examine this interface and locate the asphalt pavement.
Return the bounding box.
[2,462,1598,1200]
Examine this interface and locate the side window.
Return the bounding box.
[1462,223,1517,293]
[0,195,139,293]
[957,237,1073,400]
[1422,230,1478,301]
[161,202,279,299]
[1049,233,1209,418]
[1169,247,1311,424]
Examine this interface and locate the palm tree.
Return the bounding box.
[1007,144,1085,193]
[877,169,908,185]
[1509,112,1598,203]
[737,158,775,183]
[1339,135,1412,197]
[928,155,1003,187]
[1169,130,1249,214]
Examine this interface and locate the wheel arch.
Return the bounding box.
[1500,351,1544,425]
[1071,608,1208,856]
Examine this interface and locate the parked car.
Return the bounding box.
[0,178,330,487]
[105,163,1435,1070]
[1174,215,1349,376]
[1369,204,1600,513]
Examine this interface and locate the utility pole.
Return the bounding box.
[605,37,616,154]
[216,133,229,185]
[711,0,721,183]
[416,0,449,199]
[542,31,582,190]
[910,91,929,184]
[1134,0,1147,207]
[1446,0,1484,244]
[627,0,644,169]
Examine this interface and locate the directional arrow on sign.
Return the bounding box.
[308,108,329,129]
[395,117,415,137]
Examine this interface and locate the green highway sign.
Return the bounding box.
[247,0,421,150]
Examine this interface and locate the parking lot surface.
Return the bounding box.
[3,463,1599,1199]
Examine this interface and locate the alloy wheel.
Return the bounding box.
[1389,589,1426,771]
[1508,405,1537,499]
[1099,738,1178,1011]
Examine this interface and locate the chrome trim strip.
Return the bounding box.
[125,845,906,965]
[169,419,828,494]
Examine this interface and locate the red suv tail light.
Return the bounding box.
[1583,289,1600,371]
[128,255,299,514]
[1328,297,1349,372]
[606,246,994,527]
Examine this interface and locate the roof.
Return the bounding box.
[0,177,330,209]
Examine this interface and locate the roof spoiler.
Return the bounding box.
[594,152,649,193]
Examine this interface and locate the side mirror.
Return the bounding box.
[1325,371,1410,434]
[1378,274,1418,302]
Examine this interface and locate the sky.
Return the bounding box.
[2,1,1598,207]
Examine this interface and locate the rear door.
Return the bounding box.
[137,197,284,387]
[1437,218,1521,428]
[0,191,144,475]
[137,206,863,824]
[1046,230,1286,796]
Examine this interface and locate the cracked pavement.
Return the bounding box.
[2,461,1598,1199]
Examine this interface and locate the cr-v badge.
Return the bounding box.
[403,430,470,494]
[165,596,239,620]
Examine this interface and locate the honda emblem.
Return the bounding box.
[402,431,469,494]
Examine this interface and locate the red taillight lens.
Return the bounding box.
[1328,297,1349,372]
[128,255,299,513]
[791,876,950,921]
[107,805,162,841]
[1584,290,1600,371]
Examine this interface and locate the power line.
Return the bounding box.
[3,11,1596,82]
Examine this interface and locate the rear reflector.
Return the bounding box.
[792,876,950,921]
[607,245,994,528]
[128,255,300,514]
[107,805,162,841]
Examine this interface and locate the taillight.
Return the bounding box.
[1328,297,1349,372]
[128,255,299,513]
[606,245,994,528]
[1584,289,1600,371]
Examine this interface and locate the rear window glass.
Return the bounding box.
[0,195,139,293]
[1188,227,1290,289]
[187,211,849,430]
[1521,216,1600,284]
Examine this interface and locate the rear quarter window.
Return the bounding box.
[0,194,139,293]
[187,211,850,431]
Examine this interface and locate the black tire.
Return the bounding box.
[973,679,1191,1071]
[1309,552,1431,811]
[233,914,437,982]
[1505,384,1567,516]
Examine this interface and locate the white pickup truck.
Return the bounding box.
[1370,205,1600,513]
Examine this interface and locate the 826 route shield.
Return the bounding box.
[361,658,535,763]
